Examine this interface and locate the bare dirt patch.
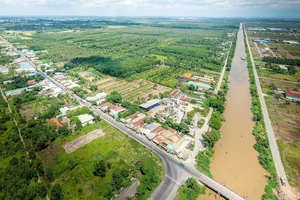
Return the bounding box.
[64,129,105,154]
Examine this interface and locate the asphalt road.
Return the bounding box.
[244,25,288,182]
[0,36,246,200]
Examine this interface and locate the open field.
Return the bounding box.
[64,129,105,154]
[5,21,235,82]
[20,95,73,120]
[96,77,171,102]
[39,120,164,200]
[265,96,300,190]
[258,68,300,83]
[4,30,36,36]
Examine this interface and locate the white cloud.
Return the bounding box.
[0,0,299,15]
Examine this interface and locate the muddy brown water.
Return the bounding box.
[198,24,267,200]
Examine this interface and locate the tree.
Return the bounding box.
[203,129,220,148]
[93,160,107,177]
[76,120,82,131]
[121,101,131,108]
[191,99,197,104]
[46,168,54,181]
[58,124,70,136]
[288,66,297,75]
[178,122,189,134]
[106,91,122,104]
[90,85,98,91]
[51,184,63,200]
[209,117,221,130]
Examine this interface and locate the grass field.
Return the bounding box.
[264,96,300,190]
[5,22,234,81]
[20,95,74,120]
[258,68,300,83]
[246,24,300,193]
[76,67,172,103]
[39,120,164,199]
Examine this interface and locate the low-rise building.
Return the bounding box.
[169,89,181,98]
[15,64,35,73]
[187,81,211,90]
[140,99,161,111]
[285,89,300,101]
[110,106,126,118]
[100,102,116,112]
[0,66,9,74]
[28,80,36,85]
[78,114,95,126]
[59,107,69,116]
[86,92,107,102]
[279,65,288,72]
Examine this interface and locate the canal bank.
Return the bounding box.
[198,23,267,200]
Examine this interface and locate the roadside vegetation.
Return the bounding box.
[244,30,279,200]
[245,22,300,195]
[195,32,237,177]
[177,178,206,200]
[0,79,163,200]
[4,20,236,88]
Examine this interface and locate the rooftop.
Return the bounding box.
[112,106,126,112]
[286,89,300,99]
[187,81,211,89]
[140,99,161,109]
[78,114,94,124]
[169,89,181,97]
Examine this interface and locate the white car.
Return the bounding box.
[280,177,286,186]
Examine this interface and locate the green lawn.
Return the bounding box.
[39,120,164,200]
[278,141,300,188]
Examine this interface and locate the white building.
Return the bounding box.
[78,114,95,126]
[86,92,107,102]
[0,66,9,74]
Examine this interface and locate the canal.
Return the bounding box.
[197,23,267,200]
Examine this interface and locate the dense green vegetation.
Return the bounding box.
[245,30,279,200]
[196,32,236,178]
[263,57,300,66]
[178,178,206,200]
[4,20,237,88]
[0,87,49,200]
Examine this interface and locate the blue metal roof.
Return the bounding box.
[146,123,156,130]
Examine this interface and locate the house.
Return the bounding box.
[59,107,69,116]
[100,102,116,112]
[15,64,35,73]
[86,93,107,102]
[169,89,181,98]
[78,114,95,126]
[109,106,126,118]
[187,81,211,90]
[285,89,300,101]
[282,40,299,45]
[28,72,37,77]
[0,66,9,74]
[28,80,36,85]
[279,65,288,72]
[121,112,141,124]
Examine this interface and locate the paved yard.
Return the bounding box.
[64,129,105,154]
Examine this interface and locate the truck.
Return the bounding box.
[179,162,185,167]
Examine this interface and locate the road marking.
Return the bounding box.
[164,174,182,186]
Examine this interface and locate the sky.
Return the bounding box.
[0,0,300,18]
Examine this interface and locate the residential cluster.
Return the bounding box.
[121,110,192,160]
